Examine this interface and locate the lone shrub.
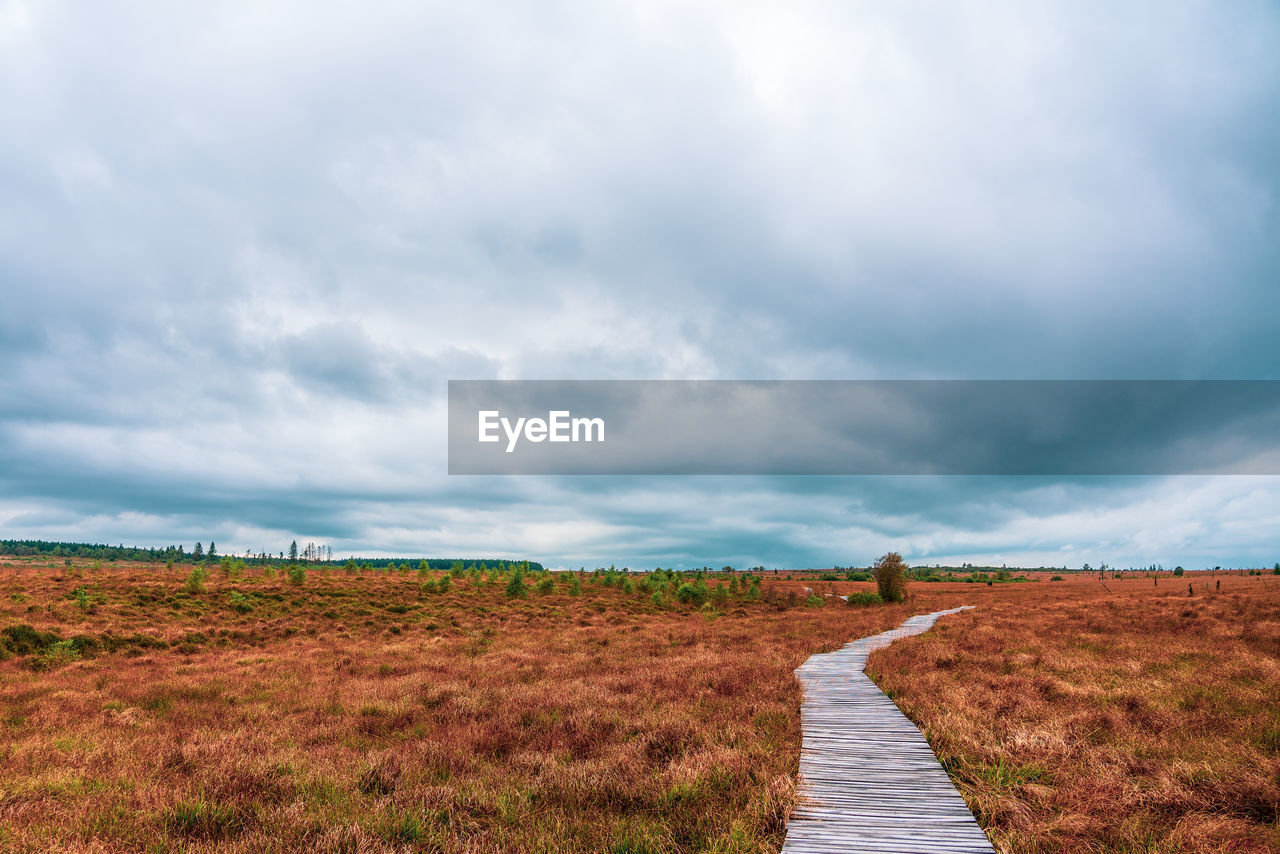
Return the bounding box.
[675,581,707,607]
[506,569,527,598]
[871,552,909,603]
[287,564,306,586]
[845,590,882,607]
[227,591,254,614]
[34,639,80,671]
[184,567,208,594]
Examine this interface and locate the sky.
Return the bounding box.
[2,1,1279,570]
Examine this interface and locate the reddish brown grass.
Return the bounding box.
[4,561,1275,852]
[0,560,925,853]
[870,573,1280,854]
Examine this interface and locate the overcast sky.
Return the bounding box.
[2,1,1279,569]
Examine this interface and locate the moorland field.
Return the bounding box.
[0,558,1276,853]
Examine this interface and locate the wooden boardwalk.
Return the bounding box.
[781,606,994,854]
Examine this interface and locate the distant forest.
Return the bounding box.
[0,539,543,572]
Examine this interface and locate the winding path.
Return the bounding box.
[781,606,995,854]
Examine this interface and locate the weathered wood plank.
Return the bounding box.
[780,606,995,854]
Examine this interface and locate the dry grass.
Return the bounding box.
[869,573,1280,854]
[5,561,1275,853]
[0,560,928,853]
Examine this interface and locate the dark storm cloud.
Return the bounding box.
[1,1,1278,566]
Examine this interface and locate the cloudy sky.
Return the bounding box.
[2,1,1279,570]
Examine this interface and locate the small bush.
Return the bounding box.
[506,570,527,599]
[1050,575,1064,581]
[2,623,61,658]
[72,585,103,613]
[287,565,306,585]
[184,567,209,594]
[846,590,883,607]
[536,574,555,594]
[1173,566,1185,577]
[227,591,254,614]
[675,582,707,607]
[569,575,581,596]
[804,592,825,607]
[33,639,80,671]
[872,552,909,603]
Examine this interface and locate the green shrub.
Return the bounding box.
[569,575,581,596]
[184,567,209,594]
[506,569,527,598]
[537,574,555,594]
[1050,575,1064,581]
[1173,566,1185,577]
[804,592,825,607]
[846,590,883,607]
[674,581,707,607]
[438,573,452,593]
[34,639,80,671]
[1,623,61,658]
[871,552,909,603]
[287,564,306,585]
[743,580,761,602]
[227,591,254,614]
[72,585,103,613]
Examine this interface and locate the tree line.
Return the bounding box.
[0,539,542,571]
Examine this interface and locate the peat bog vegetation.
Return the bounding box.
[0,559,1277,853]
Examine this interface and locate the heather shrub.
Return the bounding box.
[227,591,254,613]
[34,639,80,671]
